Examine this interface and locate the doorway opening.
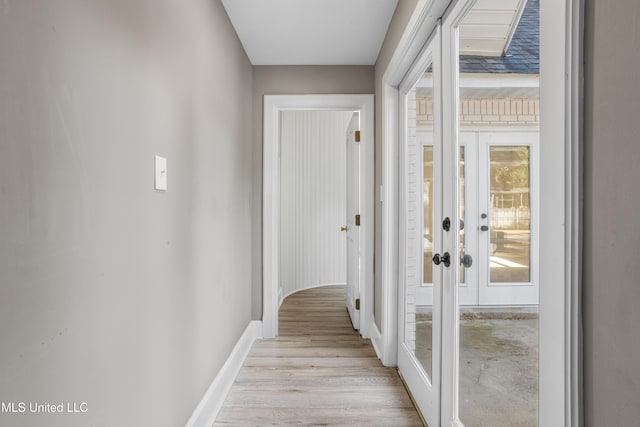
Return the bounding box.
[262,95,375,340]
[278,110,362,330]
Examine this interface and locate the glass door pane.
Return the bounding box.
[478,134,539,306]
[405,69,434,379]
[459,147,466,286]
[419,144,434,377]
[423,146,434,285]
[489,145,531,284]
[455,0,540,426]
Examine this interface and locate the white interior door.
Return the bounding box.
[345,113,360,330]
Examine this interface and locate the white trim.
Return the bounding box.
[440,2,472,422]
[380,83,399,366]
[569,1,584,426]
[369,321,384,361]
[417,73,539,89]
[459,73,539,88]
[263,94,375,340]
[539,0,583,425]
[503,0,529,55]
[185,321,262,427]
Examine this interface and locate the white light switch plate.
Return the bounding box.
[155,156,167,191]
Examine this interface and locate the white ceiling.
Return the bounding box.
[221,0,398,66]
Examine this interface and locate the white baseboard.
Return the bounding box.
[370,321,384,362]
[185,320,262,427]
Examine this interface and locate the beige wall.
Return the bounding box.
[373,0,420,328]
[0,1,253,426]
[251,66,374,319]
[584,0,640,425]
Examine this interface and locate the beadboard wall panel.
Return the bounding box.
[279,111,353,300]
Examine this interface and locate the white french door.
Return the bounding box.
[397,26,443,427]
[418,130,539,308]
[400,1,542,426]
[392,0,579,424]
[459,131,539,307]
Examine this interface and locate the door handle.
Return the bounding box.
[341,226,348,232]
[432,252,451,267]
[461,253,473,268]
[480,225,489,231]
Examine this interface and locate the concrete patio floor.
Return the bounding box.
[414,313,538,427]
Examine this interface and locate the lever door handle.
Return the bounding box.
[432,252,451,267]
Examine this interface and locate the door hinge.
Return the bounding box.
[355,130,361,142]
[355,214,360,226]
[355,298,360,310]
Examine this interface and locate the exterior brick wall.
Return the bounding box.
[405,90,418,353]
[416,96,540,127]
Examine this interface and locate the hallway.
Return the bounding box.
[215,286,423,426]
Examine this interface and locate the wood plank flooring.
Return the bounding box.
[214,286,424,426]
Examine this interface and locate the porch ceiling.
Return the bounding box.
[460,0,528,57]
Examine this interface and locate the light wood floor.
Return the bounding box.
[214,286,424,426]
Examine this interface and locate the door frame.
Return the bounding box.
[262,94,375,339]
[379,0,583,424]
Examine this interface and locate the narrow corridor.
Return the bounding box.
[215,286,423,426]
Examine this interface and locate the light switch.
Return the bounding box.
[155,156,167,191]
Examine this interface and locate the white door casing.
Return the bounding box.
[346,113,361,330]
[263,95,374,340]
